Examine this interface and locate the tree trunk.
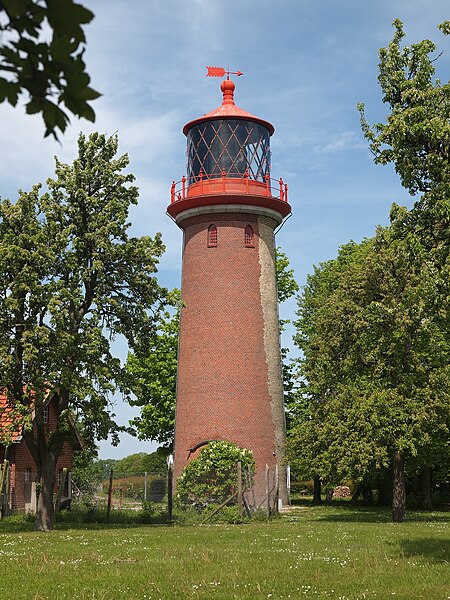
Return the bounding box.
[312,476,322,505]
[377,479,389,506]
[35,455,57,531]
[351,483,363,504]
[362,485,374,506]
[392,451,406,522]
[422,466,432,510]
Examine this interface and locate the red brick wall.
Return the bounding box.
[173,211,286,502]
[2,395,75,511]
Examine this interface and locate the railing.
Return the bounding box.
[170,170,289,204]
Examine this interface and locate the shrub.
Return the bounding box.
[176,440,255,506]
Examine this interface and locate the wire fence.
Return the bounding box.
[73,471,169,510]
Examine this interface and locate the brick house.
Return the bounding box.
[0,389,82,512]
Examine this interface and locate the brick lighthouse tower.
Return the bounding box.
[168,70,291,504]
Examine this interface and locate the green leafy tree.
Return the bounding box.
[355,19,450,518]
[125,291,180,448]
[291,231,450,521]
[0,0,100,139]
[115,450,168,475]
[0,132,166,530]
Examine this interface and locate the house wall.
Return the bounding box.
[1,396,76,512]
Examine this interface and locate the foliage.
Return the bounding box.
[72,444,103,496]
[0,0,100,139]
[115,449,168,475]
[289,20,450,522]
[290,231,450,518]
[176,440,255,506]
[358,19,450,196]
[125,291,180,447]
[0,131,167,530]
[275,247,299,305]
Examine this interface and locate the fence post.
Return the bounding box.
[3,464,10,518]
[167,454,173,522]
[237,461,243,518]
[265,464,270,518]
[274,464,279,514]
[144,472,147,501]
[107,469,113,520]
[286,465,291,505]
[54,467,67,516]
[0,460,9,520]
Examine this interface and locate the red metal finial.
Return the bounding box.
[206,67,243,106]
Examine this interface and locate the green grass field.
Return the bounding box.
[0,504,448,600]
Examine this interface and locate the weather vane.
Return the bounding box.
[206,66,243,79]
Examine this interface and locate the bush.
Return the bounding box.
[176,440,255,507]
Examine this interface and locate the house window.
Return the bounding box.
[24,467,32,483]
[43,405,48,424]
[208,224,217,247]
[244,225,254,247]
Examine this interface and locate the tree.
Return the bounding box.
[291,230,450,521]
[0,132,167,530]
[115,450,168,475]
[0,0,100,139]
[125,248,299,447]
[358,19,450,198]
[356,19,450,518]
[125,291,180,448]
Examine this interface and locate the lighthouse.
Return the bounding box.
[168,71,292,504]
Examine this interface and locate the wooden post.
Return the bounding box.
[144,471,147,501]
[274,465,280,514]
[119,487,123,509]
[200,492,238,525]
[0,462,6,520]
[107,469,113,520]
[265,464,270,518]
[167,460,173,522]
[3,464,10,518]
[54,468,67,515]
[237,461,243,518]
[0,461,9,520]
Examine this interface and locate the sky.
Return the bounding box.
[1,0,449,459]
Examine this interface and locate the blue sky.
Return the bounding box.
[1,0,449,458]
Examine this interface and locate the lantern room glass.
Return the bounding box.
[186,119,271,185]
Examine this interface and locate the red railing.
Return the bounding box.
[170,170,289,204]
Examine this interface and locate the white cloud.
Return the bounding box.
[313,131,366,155]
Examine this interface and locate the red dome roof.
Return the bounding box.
[183,79,275,136]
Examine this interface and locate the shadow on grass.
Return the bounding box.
[394,538,450,563]
[0,508,172,534]
[290,497,450,524]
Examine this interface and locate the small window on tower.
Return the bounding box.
[208,224,217,247]
[245,225,254,247]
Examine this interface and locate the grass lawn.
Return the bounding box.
[0,504,448,600]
